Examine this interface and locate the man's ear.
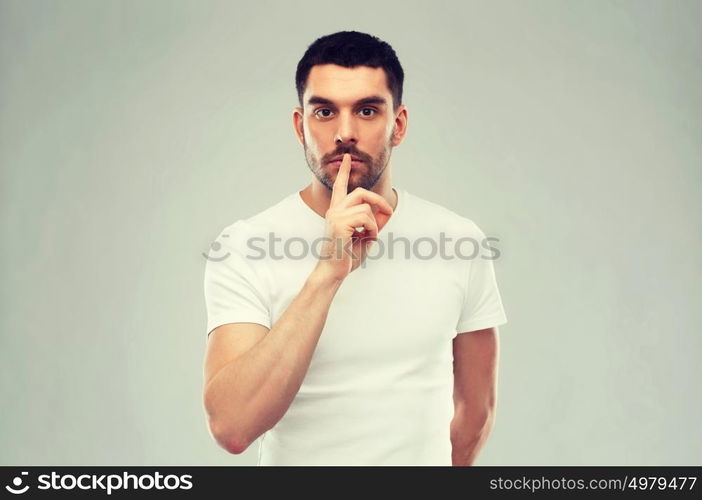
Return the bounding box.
[293,107,305,146]
[391,123,401,147]
[391,105,408,146]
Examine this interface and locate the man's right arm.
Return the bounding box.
[203,268,342,454]
[203,154,393,454]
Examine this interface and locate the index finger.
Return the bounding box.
[330,153,351,208]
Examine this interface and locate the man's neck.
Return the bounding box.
[299,171,397,219]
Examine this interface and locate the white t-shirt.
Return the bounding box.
[203,186,508,465]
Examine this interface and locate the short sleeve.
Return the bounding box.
[203,221,272,337]
[455,222,508,334]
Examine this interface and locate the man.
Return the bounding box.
[202,31,507,466]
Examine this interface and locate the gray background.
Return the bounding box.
[1,0,700,465]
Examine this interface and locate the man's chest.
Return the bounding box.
[268,255,465,389]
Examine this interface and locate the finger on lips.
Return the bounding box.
[330,153,352,207]
[329,153,393,236]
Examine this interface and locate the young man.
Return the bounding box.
[202,31,508,466]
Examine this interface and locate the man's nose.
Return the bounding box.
[334,111,358,145]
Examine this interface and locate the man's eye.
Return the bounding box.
[315,108,333,118]
[313,108,377,118]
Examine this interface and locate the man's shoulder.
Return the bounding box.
[403,189,484,238]
[243,191,298,227]
[212,191,298,247]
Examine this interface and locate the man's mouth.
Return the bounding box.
[328,159,364,168]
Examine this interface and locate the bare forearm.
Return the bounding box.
[205,269,342,451]
[450,410,495,466]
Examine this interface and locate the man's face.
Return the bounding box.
[295,64,404,193]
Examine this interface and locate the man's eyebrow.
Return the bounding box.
[306,95,388,107]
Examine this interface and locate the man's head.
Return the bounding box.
[293,31,408,193]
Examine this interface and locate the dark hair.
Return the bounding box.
[295,31,404,113]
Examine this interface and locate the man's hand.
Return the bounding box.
[314,153,394,281]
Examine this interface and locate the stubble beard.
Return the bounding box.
[303,129,395,193]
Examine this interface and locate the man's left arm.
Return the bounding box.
[450,326,500,466]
